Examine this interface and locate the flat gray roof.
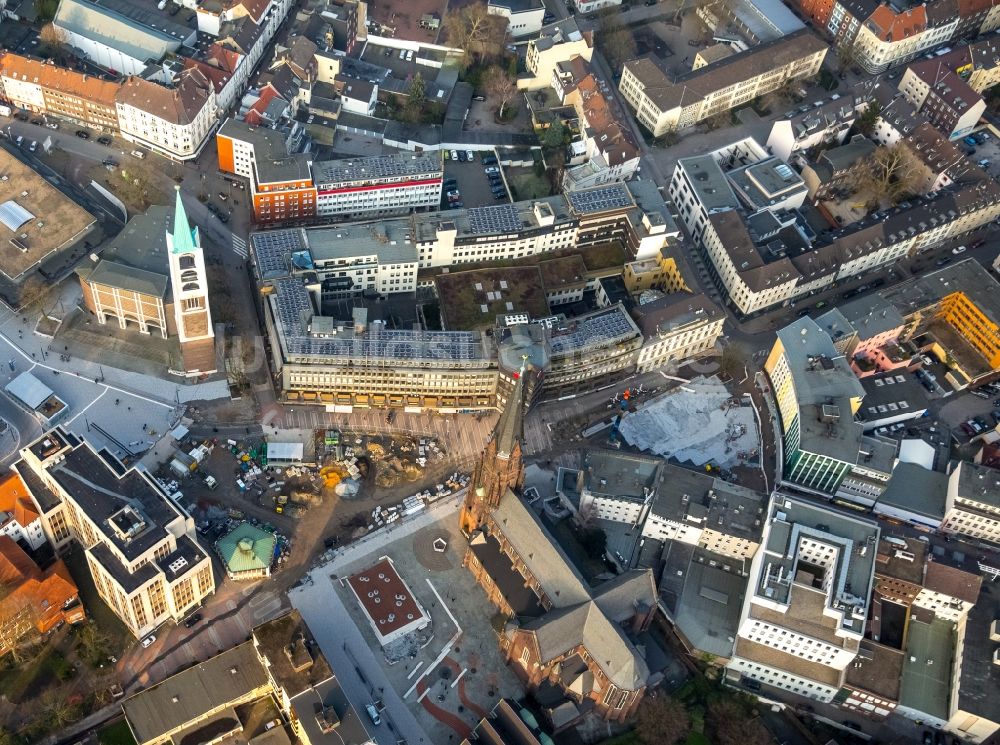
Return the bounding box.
[312,152,442,185]
[5,371,53,410]
[899,615,955,720]
[876,462,948,519]
[760,494,879,635]
[677,155,740,211]
[582,450,661,501]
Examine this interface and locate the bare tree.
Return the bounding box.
[598,13,638,72]
[706,700,770,745]
[635,695,690,745]
[836,41,860,74]
[859,143,923,206]
[483,66,518,120]
[443,3,506,68]
[38,690,79,729]
[38,23,71,65]
[718,343,746,381]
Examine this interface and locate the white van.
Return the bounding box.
[365,704,382,725]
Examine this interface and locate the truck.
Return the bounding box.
[275,494,288,514]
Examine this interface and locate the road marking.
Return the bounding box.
[232,235,248,258]
[64,387,108,425]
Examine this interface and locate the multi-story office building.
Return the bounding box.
[619,30,827,136]
[940,461,1000,543]
[14,428,215,639]
[217,119,442,224]
[882,258,1000,385]
[766,317,896,503]
[312,153,443,219]
[632,292,725,373]
[727,495,880,701]
[263,278,498,410]
[0,53,121,132]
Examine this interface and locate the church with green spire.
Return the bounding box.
[76,189,216,377]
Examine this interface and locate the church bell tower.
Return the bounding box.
[460,356,529,534]
[167,186,216,376]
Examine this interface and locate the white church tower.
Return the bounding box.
[167,186,216,376]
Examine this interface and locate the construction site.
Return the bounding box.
[149,426,472,582]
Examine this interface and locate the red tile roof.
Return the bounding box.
[0,536,83,639]
[0,472,40,529]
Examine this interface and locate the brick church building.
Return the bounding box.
[460,361,657,727]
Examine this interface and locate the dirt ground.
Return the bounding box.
[366,0,449,41]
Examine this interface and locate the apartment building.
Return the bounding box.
[521,18,593,91]
[631,292,725,373]
[0,536,84,655]
[617,464,767,661]
[898,58,986,140]
[13,428,215,639]
[0,471,46,550]
[487,0,545,37]
[0,53,121,132]
[766,94,865,162]
[116,69,218,160]
[552,57,640,191]
[670,134,1000,316]
[766,317,896,504]
[727,495,880,701]
[800,135,878,201]
[619,30,827,136]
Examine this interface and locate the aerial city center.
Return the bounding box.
[1,0,1000,743]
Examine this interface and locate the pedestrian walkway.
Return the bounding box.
[232,235,248,259]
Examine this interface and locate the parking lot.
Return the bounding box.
[441,151,507,209]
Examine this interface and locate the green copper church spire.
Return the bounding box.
[171,185,197,254]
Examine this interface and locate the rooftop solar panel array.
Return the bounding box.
[251,229,306,278]
[272,278,485,362]
[566,183,634,214]
[549,306,637,355]
[467,204,522,235]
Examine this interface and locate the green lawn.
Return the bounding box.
[62,549,130,655]
[506,167,556,200]
[98,719,138,745]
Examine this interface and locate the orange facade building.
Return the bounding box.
[0,536,84,654]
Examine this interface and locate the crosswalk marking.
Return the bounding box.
[232,235,248,259]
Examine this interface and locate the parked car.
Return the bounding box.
[365,704,382,726]
[473,95,486,102]
[102,158,117,167]
[218,192,228,201]
[44,121,58,130]
[217,212,229,224]
[953,245,967,254]
[131,149,145,159]
[450,150,459,161]
[14,136,22,147]
[97,135,112,145]
[28,140,37,152]
[451,200,463,207]
[184,613,203,628]
[484,166,500,174]
[75,130,90,139]
[30,118,42,126]
[446,189,460,199]
[481,153,497,164]
[141,635,156,648]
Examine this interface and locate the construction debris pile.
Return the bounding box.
[368,472,470,530]
[618,376,760,469]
